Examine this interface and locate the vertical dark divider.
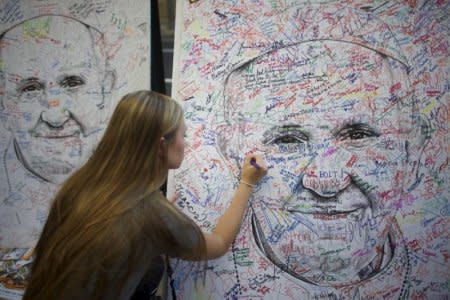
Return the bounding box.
[150,0,168,196]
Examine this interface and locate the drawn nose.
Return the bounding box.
[301,147,350,198]
[41,107,71,128]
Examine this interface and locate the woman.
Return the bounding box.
[22,90,267,299]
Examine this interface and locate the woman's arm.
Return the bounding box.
[202,181,256,258]
[181,154,267,260]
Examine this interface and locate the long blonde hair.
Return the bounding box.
[24,90,206,299]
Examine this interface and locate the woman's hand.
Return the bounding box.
[240,154,267,186]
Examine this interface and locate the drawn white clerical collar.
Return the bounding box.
[250,212,410,298]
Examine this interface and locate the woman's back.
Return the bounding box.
[23,193,155,299]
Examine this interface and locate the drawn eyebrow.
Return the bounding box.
[334,122,376,133]
[19,77,40,83]
[263,124,310,144]
[333,122,380,140]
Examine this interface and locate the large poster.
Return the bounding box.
[0,0,150,297]
[170,1,449,299]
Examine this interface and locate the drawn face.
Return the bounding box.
[223,41,410,285]
[167,118,187,169]
[1,17,109,183]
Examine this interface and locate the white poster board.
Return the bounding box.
[170,1,449,299]
[0,0,151,297]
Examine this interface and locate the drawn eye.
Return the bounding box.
[268,134,308,144]
[18,78,44,94]
[60,75,85,89]
[337,123,379,141]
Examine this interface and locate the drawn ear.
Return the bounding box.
[216,124,241,178]
[403,114,431,193]
[0,83,4,110]
[96,70,116,124]
[103,69,116,93]
[97,69,116,120]
[216,126,228,159]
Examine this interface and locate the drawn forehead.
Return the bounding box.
[1,19,95,61]
[2,30,93,51]
[2,37,94,58]
[223,42,408,124]
[1,29,97,76]
[226,87,400,125]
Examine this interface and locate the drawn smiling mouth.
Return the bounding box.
[280,189,370,217]
[286,207,362,215]
[285,207,364,220]
[30,119,82,138]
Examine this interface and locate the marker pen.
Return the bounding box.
[250,158,261,170]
